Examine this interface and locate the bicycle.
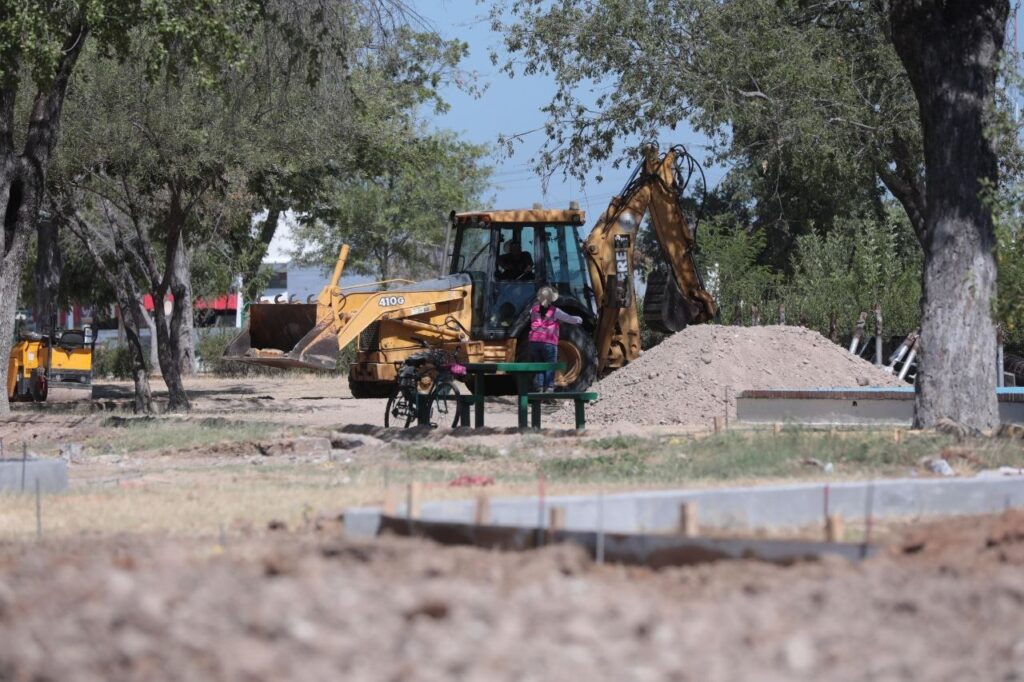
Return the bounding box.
[384,349,466,428]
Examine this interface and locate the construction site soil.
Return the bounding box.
[576,325,905,427]
[0,511,1023,681]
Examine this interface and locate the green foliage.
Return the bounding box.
[494,0,920,262]
[540,450,648,480]
[997,227,1024,347]
[1,0,271,96]
[93,341,150,380]
[401,445,497,463]
[637,200,922,338]
[696,216,781,322]
[785,211,921,336]
[292,131,492,281]
[985,60,1024,349]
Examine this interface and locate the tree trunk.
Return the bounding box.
[141,308,159,370]
[64,212,155,414]
[124,323,154,414]
[0,157,20,415]
[172,245,197,375]
[0,161,44,414]
[152,296,190,412]
[0,22,87,415]
[114,285,155,414]
[34,213,62,333]
[890,0,1007,431]
[116,305,126,342]
[0,176,28,416]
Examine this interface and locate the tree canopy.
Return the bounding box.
[292,130,492,282]
[493,0,923,264]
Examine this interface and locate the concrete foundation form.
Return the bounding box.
[344,476,1024,539]
[736,387,1024,425]
[379,516,875,567]
[0,459,68,493]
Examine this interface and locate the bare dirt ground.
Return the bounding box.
[0,511,1023,681]
[1,371,1023,679]
[0,375,706,538]
[1,374,1022,540]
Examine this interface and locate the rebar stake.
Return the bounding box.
[35,480,41,540]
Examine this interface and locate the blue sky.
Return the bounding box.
[414,1,724,218]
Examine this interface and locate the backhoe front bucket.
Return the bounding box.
[223,303,339,371]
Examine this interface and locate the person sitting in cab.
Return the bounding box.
[496,241,534,280]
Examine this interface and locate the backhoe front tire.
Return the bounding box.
[348,378,394,399]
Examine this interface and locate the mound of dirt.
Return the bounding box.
[575,325,905,427]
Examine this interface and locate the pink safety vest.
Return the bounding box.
[528,304,559,345]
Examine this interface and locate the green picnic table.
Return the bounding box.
[458,361,562,429]
[456,361,599,429]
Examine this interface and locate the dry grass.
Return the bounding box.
[2,414,1022,541]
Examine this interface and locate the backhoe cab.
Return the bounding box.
[447,207,599,391]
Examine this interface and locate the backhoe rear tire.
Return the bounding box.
[348,378,394,399]
[30,372,47,402]
[556,324,598,392]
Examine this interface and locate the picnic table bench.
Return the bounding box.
[526,391,600,429]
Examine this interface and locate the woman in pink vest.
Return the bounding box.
[528,286,583,392]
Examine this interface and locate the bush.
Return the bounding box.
[92,342,149,380]
[785,211,921,337]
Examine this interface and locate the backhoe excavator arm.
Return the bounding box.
[584,146,718,372]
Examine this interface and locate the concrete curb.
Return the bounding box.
[344,476,1024,538]
[736,387,1024,425]
[0,459,68,494]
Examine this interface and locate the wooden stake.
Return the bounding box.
[545,507,565,544]
[751,304,761,326]
[773,422,782,434]
[406,482,422,520]
[778,302,786,325]
[679,502,699,537]
[713,416,725,434]
[828,312,838,343]
[473,494,491,525]
[382,487,400,516]
[825,515,844,542]
[892,428,902,444]
[724,385,730,427]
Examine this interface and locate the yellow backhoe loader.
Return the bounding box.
[224,145,717,396]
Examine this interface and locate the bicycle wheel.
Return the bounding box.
[429,381,462,428]
[384,385,416,428]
